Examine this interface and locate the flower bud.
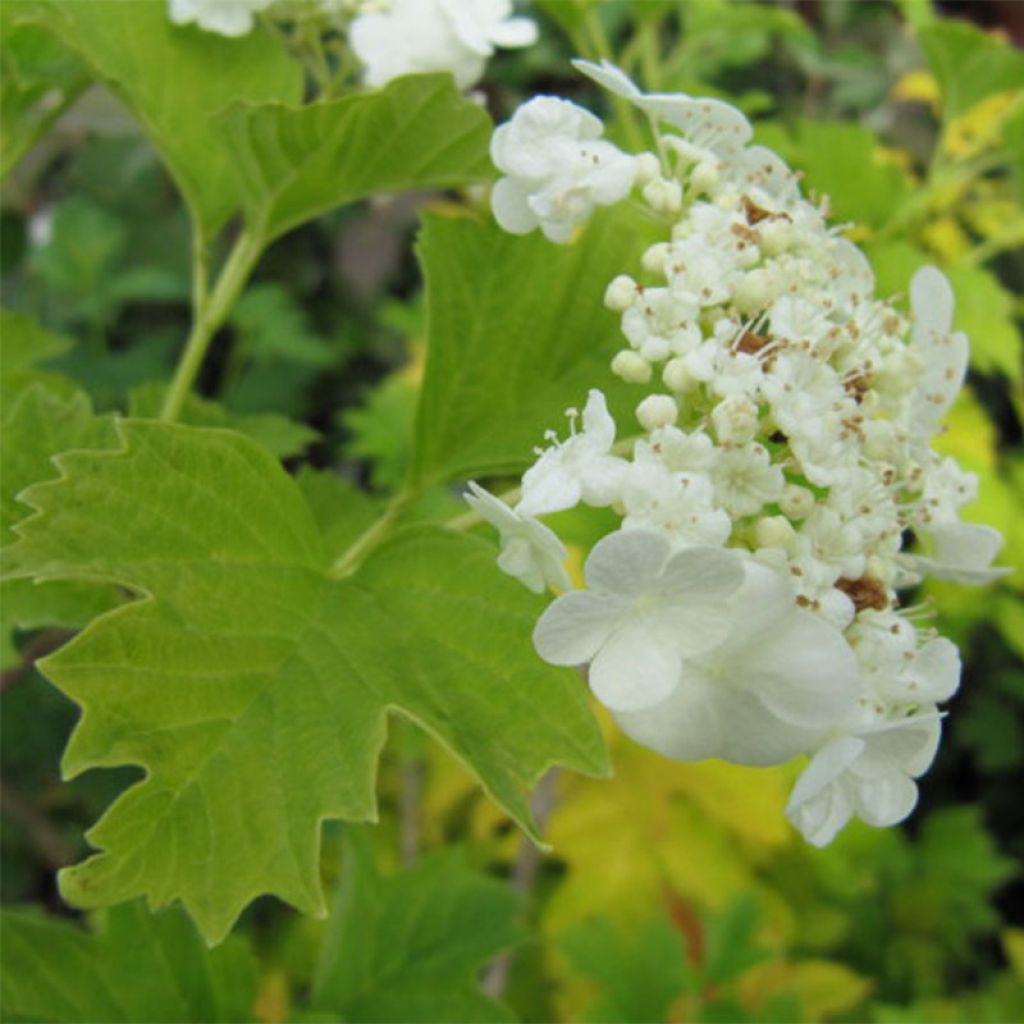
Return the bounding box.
[636,394,679,432]
[604,274,639,312]
[734,268,771,315]
[663,356,697,393]
[634,152,662,186]
[690,160,719,194]
[611,350,652,384]
[642,177,683,214]
[755,515,796,550]
[779,484,815,519]
[711,395,758,444]
[759,219,791,255]
[641,243,671,276]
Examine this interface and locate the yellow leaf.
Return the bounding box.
[892,69,940,107]
[920,215,972,263]
[943,89,1024,158]
[739,959,872,1022]
[1003,927,1024,977]
[542,726,797,939]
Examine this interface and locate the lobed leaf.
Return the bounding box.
[2,421,606,943]
[309,830,525,1022]
[220,74,493,244]
[412,209,656,486]
[0,901,258,1022]
[28,0,303,240]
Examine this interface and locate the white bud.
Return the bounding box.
[641,243,671,276]
[779,484,815,519]
[759,219,791,255]
[866,555,894,586]
[634,152,662,185]
[734,268,771,315]
[711,395,758,444]
[604,274,639,312]
[663,356,697,393]
[642,177,683,214]
[636,393,679,432]
[611,349,652,384]
[755,515,796,550]
[690,160,719,194]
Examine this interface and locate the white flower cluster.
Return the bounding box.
[471,60,1009,847]
[168,0,537,93]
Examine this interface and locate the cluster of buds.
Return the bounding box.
[471,60,1008,846]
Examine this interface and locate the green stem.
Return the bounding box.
[330,486,418,579]
[161,230,264,423]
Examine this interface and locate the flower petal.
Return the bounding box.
[584,529,671,596]
[532,590,623,666]
[589,623,681,711]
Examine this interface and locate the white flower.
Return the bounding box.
[613,561,860,765]
[906,266,968,444]
[572,58,752,163]
[908,522,1010,584]
[517,389,628,517]
[464,482,571,594]
[635,425,718,474]
[490,97,636,243]
[711,443,784,517]
[621,462,732,549]
[533,529,744,711]
[786,713,942,847]
[350,0,536,90]
[168,0,273,36]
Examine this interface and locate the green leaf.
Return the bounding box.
[412,209,655,485]
[0,14,89,179]
[0,308,76,404]
[561,914,693,1024]
[1,385,120,665]
[294,468,381,562]
[3,422,606,942]
[220,73,492,244]
[309,829,524,1022]
[0,901,258,1022]
[703,894,769,985]
[128,383,318,459]
[753,119,910,227]
[919,19,1024,122]
[30,0,303,240]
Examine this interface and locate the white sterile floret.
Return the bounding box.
[350,0,537,90]
[518,389,628,516]
[464,482,571,594]
[490,97,636,243]
[906,266,968,444]
[908,522,1010,585]
[636,394,678,432]
[786,714,942,847]
[614,562,859,765]
[168,0,273,36]
[533,529,744,711]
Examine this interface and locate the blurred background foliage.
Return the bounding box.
[1,0,1022,1021]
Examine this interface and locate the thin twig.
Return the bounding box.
[483,767,561,999]
[0,777,75,869]
[0,629,73,694]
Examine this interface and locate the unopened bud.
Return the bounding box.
[604,274,639,312]
[642,176,683,214]
[690,160,719,195]
[734,269,771,315]
[611,350,652,384]
[663,356,697,393]
[642,243,671,276]
[755,515,796,550]
[634,152,662,186]
[779,484,815,519]
[759,219,790,255]
[636,393,679,432]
